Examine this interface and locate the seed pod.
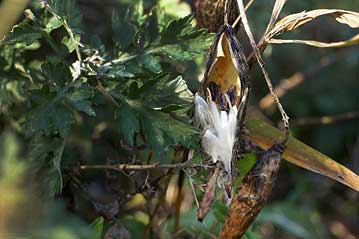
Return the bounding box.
[200,24,249,113]
[195,23,251,220]
[196,0,238,32]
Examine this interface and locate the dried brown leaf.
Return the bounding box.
[269,33,359,47]
[264,0,287,35]
[266,9,359,40]
[246,114,359,192]
[197,168,219,221]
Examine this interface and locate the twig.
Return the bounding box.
[185,170,200,208]
[80,162,213,171]
[236,0,290,137]
[231,0,255,28]
[95,81,121,108]
[291,111,359,126]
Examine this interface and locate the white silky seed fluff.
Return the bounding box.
[194,94,238,174]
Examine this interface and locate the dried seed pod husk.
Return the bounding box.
[195,24,251,220]
[200,24,249,111]
[196,0,238,32]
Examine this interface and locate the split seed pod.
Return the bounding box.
[196,24,250,220]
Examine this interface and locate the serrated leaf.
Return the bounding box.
[66,85,96,116]
[46,0,82,33]
[139,109,197,149]
[158,26,213,61]
[46,0,82,54]
[29,135,65,196]
[160,15,193,44]
[112,11,136,50]
[115,104,140,146]
[30,103,74,138]
[28,86,75,138]
[141,54,162,73]
[61,34,81,53]
[41,60,72,87]
[137,74,193,110]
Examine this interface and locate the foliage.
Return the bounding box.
[0,0,358,238]
[0,0,212,196]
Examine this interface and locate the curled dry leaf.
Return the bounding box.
[263,0,288,35]
[264,9,359,46]
[197,168,219,221]
[269,34,359,48]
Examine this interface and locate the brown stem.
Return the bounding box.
[80,162,213,171]
[291,111,359,126]
[218,144,285,239]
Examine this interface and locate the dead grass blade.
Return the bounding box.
[263,0,287,35]
[236,0,290,131]
[246,114,359,192]
[266,9,359,41]
[269,34,359,47]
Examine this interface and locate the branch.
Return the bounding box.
[80,162,213,171]
[291,111,359,126]
[236,0,290,135]
[218,144,285,238]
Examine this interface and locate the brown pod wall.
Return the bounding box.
[196,0,239,32]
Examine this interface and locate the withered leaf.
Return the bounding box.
[197,168,219,221]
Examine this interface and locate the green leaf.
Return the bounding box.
[158,30,213,61]
[156,15,213,61]
[141,54,162,73]
[237,153,257,178]
[1,20,42,48]
[61,34,81,53]
[46,0,82,54]
[139,109,197,149]
[28,86,75,138]
[44,15,63,33]
[46,0,82,33]
[90,217,104,239]
[41,60,72,87]
[115,104,140,146]
[160,15,193,44]
[29,135,65,196]
[137,74,193,110]
[258,202,325,238]
[243,227,262,239]
[66,84,96,116]
[212,201,228,224]
[112,11,136,50]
